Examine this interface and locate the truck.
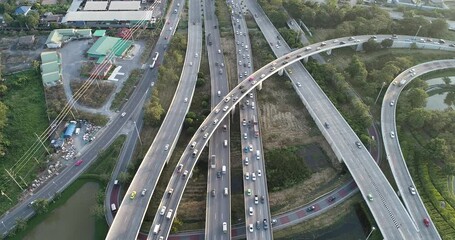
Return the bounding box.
[399,79,407,86]
[110,203,117,212]
[252,115,258,125]
[153,224,160,234]
[222,165,226,174]
[152,52,159,61]
[253,125,259,137]
[207,33,212,46]
[211,155,216,169]
[149,60,156,69]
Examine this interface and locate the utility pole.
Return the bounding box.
[133,121,142,145]
[1,190,13,202]
[374,82,386,104]
[4,169,24,191]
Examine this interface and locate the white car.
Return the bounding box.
[390,100,395,106]
[249,207,254,216]
[297,82,302,87]
[257,170,262,177]
[203,133,209,139]
[160,206,167,215]
[243,133,248,139]
[242,119,247,126]
[184,97,188,103]
[390,131,395,138]
[164,144,169,151]
[252,173,256,181]
[249,224,254,232]
[121,112,126,117]
[245,172,250,180]
[215,108,220,114]
[195,53,198,58]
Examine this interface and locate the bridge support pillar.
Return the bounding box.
[355,43,363,52]
[278,68,284,76]
[257,82,263,90]
[326,49,332,55]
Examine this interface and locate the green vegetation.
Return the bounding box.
[144,33,187,126]
[71,81,115,109]
[111,69,144,111]
[0,70,48,214]
[265,147,311,191]
[260,0,450,40]
[6,135,125,239]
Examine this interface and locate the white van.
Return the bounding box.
[224,187,228,196]
[110,203,117,212]
[223,222,227,233]
[153,224,160,234]
[224,140,228,147]
[166,209,173,219]
[256,150,260,160]
[222,165,226,174]
[251,102,255,109]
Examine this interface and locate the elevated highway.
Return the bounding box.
[381,59,455,240]
[106,0,203,238]
[147,34,454,240]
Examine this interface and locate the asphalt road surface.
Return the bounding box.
[381,60,455,240]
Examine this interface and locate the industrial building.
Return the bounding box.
[40,51,62,86]
[45,28,92,48]
[86,36,133,61]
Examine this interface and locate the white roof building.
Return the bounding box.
[62,10,153,23]
[83,1,108,11]
[109,1,141,11]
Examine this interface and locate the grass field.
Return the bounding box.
[0,70,49,215]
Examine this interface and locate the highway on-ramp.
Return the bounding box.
[381,59,455,240]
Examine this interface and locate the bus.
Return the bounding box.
[152,52,160,61]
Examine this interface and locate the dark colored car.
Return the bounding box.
[306,205,315,212]
[327,196,336,203]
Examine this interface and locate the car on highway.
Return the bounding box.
[121,112,126,117]
[184,97,188,103]
[263,219,269,230]
[215,108,220,114]
[242,119,247,126]
[390,131,395,138]
[254,195,259,204]
[252,173,256,181]
[245,172,250,180]
[159,206,166,215]
[223,106,229,112]
[213,119,219,125]
[141,189,147,196]
[249,224,254,232]
[306,205,315,212]
[130,191,137,200]
[244,146,249,153]
[243,133,248,139]
[244,157,249,166]
[257,170,262,177]
[261,195,265,204]
[409,186,416,195]
[176,164,183,173]
[164,144,169,151]
[249,207,254,216]
[327,196,336,203]
[249,92,253,98]
[296,82,301,87]
[256,220,261,229]
[211,189,216,197]
[423,218,430,227]
[367,193,373,201]
[355,141,362,149]
[195,53,198,58]
[167,188,173,197]
[249,145,253,152]
[217,171,222,178]
[183,170,188,178]
[246,188,251,196]
[390,100,395,106]
[75,160,83,166]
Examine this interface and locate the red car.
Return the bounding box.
[423,218,430,227]
[75,160,83,166]
[248,77,254,81]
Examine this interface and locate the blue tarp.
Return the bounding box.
[64,123,76,138]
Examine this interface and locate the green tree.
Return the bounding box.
[381,39,393,48]
[145,101,165,126]
[3,13,13,25]
[406,88,428,109]
[90,204,105,219]
[427,19,448,38]
[15,218,27,231]
[0,101,7,129]
[406,108,429,129]
[32,198,49,214]
[362,39,381,52]
[118,171,131,184]
[442,76,451,85]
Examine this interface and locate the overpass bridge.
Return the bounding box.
[146,34,453,240]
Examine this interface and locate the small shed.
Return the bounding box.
[64,123,76,138]
[93,30,106,38]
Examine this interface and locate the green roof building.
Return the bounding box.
[45,29,92,48]
[41,52,59,64]
[86,36,132,61]
[40,51,62,86]
[93,30,106,37]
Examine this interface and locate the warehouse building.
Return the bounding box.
[45,28,92,48]
[86,36,133,61]
[40,51,62,86]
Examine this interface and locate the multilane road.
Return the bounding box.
[146,33,455,240]
[203,0,232,238]
[230,0,273,239]
[106,0,204,238]
[381,59,455,240]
